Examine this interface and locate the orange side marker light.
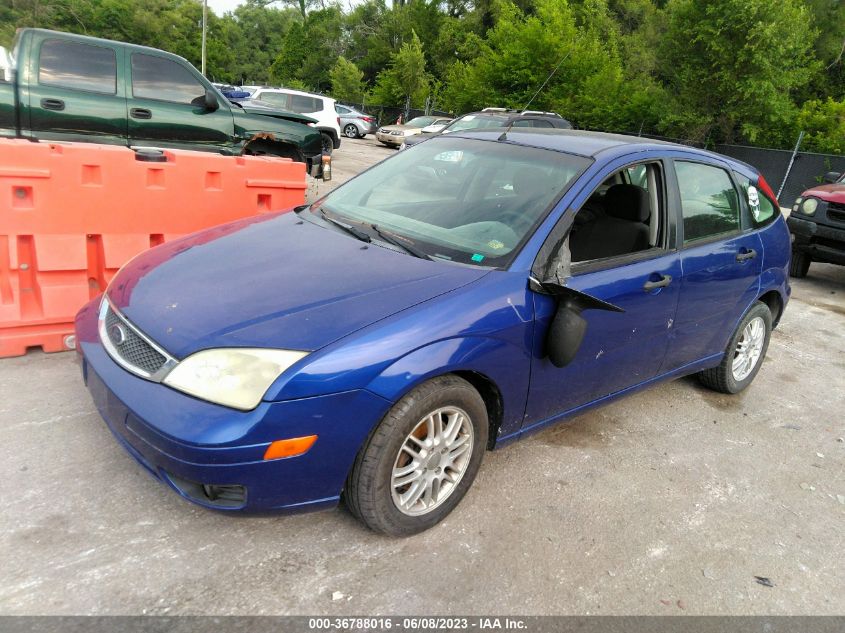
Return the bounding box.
[263,435,318,460]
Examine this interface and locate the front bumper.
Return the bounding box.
[75,300,391,514]
[376,132,405,146]
[788,216,845,265]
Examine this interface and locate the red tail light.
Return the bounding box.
[363,116,374,122]
[757,175,778,206]
[336,117,340,126]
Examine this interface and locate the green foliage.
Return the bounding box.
[658,0,818,146]
[1,0,843,153]
[330,56,366,103]
[797,98,845,154]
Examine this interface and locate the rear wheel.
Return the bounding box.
[320,132,334,155]
[789,249,811,278]
[698,302,772,394]
[345,375,487,536]
[343,124,360,139]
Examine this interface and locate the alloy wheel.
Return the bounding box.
[732,316,765,381]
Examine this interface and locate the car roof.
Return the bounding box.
[447,128,753,169]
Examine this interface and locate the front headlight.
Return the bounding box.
[792,197,803,213]
[163,348,308,411]
[800,198,819,216]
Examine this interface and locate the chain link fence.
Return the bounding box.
[337,102,451,127]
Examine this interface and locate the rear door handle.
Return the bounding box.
[643,274,672,291]
[40,98,65,111]
[736,248,757,262]
[130,108,152,120]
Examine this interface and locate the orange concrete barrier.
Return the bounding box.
[0,139,306,357]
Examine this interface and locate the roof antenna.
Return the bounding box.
[497,120,516,141]
[522,49,571,113]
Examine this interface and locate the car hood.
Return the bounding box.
[379,124,423,133]
[802,183,845,205]
[107,212,488,358]
[231,99,317,125]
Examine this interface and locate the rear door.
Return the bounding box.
[126,52,233,151]
[25,36,127,144]
[660,157,763,372]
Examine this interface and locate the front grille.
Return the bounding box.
[827,202,845,225]
[102,305,168,376]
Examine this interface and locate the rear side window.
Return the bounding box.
[258,92,290,108]
[289,94,320,113]
[38,39,116,94]
[675,161,740,244]
[736,175,777,227]
[511,119,553,128]
[131,54,205,105]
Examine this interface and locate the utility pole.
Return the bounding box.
[201,0,208,77]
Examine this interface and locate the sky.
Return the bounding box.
[206,0,248,16]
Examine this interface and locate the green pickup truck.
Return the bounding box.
[0,29,326,177]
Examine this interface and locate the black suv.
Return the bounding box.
[401,108,572,149]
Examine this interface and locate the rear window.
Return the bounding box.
[38,39,116,94]
[737,175,777,228]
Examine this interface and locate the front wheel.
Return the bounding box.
[345,375,488,536]
[789,249,811,278]
[343,124,360,139]
[698,301,772,394]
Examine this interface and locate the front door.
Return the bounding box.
[525,160,682,425]
[126,52,233,151]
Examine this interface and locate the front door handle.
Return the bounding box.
[643,274,672,291]
[41,98,65,111]
[736,248,758,262]
[130,108,152,120]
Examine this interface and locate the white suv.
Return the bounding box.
[250,87,341,155]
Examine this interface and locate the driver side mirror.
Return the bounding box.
[204,88,219,111]
[535,279,625,368]
[823,171,841,184]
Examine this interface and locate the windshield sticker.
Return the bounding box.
[471,253,485,262]
[487,240,505,250]
[747,185,761,221]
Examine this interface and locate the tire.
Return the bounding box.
[320,132,334,155]
[345,375,488,536]
[789,249,811,278]
[343,124,360,139]
[698,302,772,394]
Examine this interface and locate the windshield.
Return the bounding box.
[444,114,509,133]
[405,116,438,128]
[311,137,590,267]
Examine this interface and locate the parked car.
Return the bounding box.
[250,87,341,155]
[376,116,453,147]
[787,171,845,277]
[0,30,327,178]
[402,108,572,150]
[212,83,251,99]
[336,104,377,139]
[76,129,790,536]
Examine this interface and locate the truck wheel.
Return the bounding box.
[345,375,488,536]
[320,132,334,156]
[789,250,810,278]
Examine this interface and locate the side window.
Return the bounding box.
[511,119,552,128]
[38,39,116,94]
[258,92,290,108]
[675,161,740,244]
[737,175,777,227]
[289,94,319,113]
[131,54,205,105]
[569,162,663,264]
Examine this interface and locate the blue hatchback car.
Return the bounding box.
[75,130,790,535]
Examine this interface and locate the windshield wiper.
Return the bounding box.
[369,224,434,261]
[320,210,372,243]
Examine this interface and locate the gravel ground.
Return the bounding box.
[1,137,843,615]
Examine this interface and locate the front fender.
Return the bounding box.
[365,336,531,442]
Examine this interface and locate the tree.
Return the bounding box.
[797,98,845,154]
[658,0,818,146]
[330,56,366,103]
[371,30,430,107]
